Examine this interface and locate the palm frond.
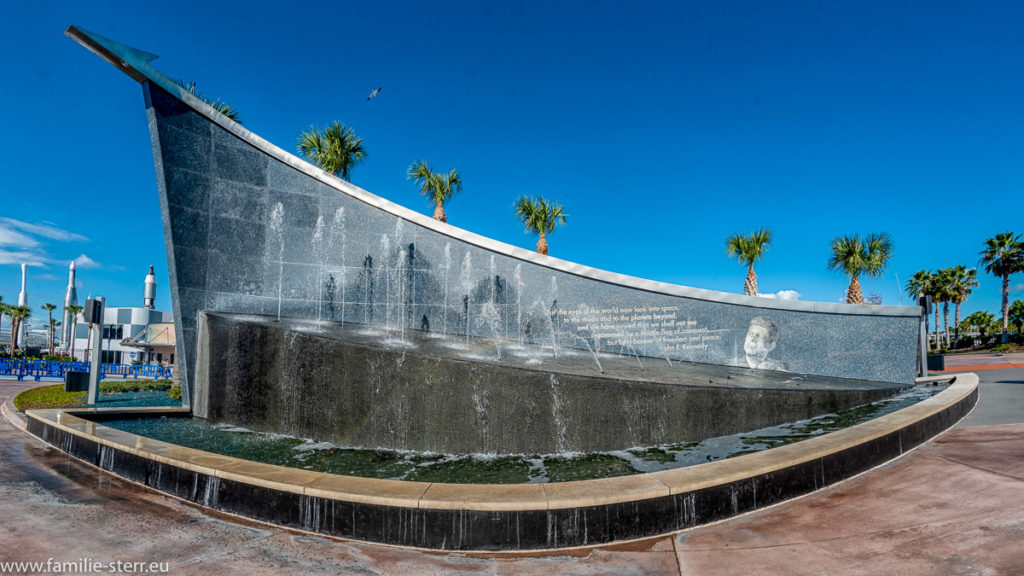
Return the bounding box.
[978,231,1024,276]
[298,122,366,180]
[726,228,772,268]
[174,78,242,124]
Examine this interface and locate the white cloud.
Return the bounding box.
[0,218,88,242]
[0,249,50,267]
[1011,283,1024,293]
[0,227,40,248]
[73,254,101,269]
[760,289,802,301]
[0,218,90,269]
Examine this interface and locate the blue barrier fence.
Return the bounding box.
[0,359,173,382]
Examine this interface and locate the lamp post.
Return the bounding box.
[85,297,105,405]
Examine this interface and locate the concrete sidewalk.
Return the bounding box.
[938,351,1024,372]
[1,361,1022,575]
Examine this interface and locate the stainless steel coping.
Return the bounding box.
[22,374,977,512]
[65,25,921,319]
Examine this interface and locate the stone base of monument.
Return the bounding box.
[22,375,977,550]
[192,312,906,455]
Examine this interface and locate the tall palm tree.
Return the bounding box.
[0,301,7,356]
[515,196,568,256]
[41,303,57,354]
[50,318,60,354]
[7,305,30,355]
[725,228,773,296]
[827,233,894,304]
[927,270,952,348]
[946,265,979,344]
[298,121,367,181]
[175,79,242,123]
[978,232,1024,343]
[408,160,462,223]
[64,304,84,359]
[905,270,934,339]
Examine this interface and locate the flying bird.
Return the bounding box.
[367,87,382,101]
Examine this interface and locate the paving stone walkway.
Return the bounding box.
[1,362,1022,575]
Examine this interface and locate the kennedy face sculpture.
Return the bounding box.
[744,316,785,370]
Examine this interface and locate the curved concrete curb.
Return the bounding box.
[22,375,977,550]
[1,398,27,430]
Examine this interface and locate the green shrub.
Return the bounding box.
[954,337,975,349]
[168,387,182,401]
[13,379,176,411]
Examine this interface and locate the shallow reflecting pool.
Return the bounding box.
[98,385,943,484]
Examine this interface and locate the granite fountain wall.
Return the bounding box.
[193,312,902,454]
[69,27,922,410]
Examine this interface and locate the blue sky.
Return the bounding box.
[2,1,1022,333]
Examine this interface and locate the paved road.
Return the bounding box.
[1,360,1022,575]
[951,366,1024,427]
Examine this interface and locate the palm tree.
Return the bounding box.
[978,232,1024,343]
[0,301,7,356]
[7,305,31,355]
[64,304,84,359]
[946,265,979,345]
[964,310,997,340]
[1009,300,1024,336]
[515,196,568,255]
[175,79,242,123]
[725,228,773,296]
[905,270,934,339]
[298,121,366,181]
[49,318,60,354]
[41,303,57,354]
[827,233,894,304]
[408,160,462,223]
[927,271,953,348]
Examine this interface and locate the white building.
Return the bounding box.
[69,266,174,365]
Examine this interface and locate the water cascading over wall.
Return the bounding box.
[68,27,923,410]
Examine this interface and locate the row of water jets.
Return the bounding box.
[266,202,676,373]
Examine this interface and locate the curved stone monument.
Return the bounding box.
[29,25,970,551]
[66,26,923,417]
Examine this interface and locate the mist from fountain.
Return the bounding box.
[311,215,325,321]
[460,251,473,348]
[380,235,391,331]
[549,373,568,453]
[362,255,373,324]
[267,202,285,321]
[329,207,346,325]
[514,264,523,341]
[442,243,451,334]
[397,247,408,342]
[477,301,502,361]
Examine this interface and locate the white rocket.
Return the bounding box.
[62,261,78,351]
[17,263,28,346]
[144,265,156,309]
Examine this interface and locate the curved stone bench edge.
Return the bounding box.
[1,398,27,430]
[23,375,975,513]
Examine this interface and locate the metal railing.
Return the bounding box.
[0,358,173,382]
